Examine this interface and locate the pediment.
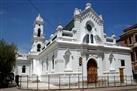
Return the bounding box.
[80,8,103,25]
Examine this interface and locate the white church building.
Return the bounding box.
[15,3,133,83]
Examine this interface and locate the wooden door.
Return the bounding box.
[87,59,97,83]
[119,68,124,83]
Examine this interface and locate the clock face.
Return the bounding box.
[86,24,92,31]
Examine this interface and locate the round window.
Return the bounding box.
[86,24,92,31]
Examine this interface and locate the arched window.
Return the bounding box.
[52,55,54,69]
[90,34,94,43]
[83,34,89,43]
[37,44,41,52]
[22,65,26,73]
[37,28,41,37]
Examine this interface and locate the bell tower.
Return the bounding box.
[31,14,45,53]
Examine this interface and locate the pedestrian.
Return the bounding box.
[15,75,19,87]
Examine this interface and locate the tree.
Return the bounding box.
[0,40,17,87]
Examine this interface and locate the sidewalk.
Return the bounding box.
[54,86,137,91]
[0,86,137,91]
[20,81,137,90]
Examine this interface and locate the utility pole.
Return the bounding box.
[0,28,2,39]
[0,31,1,39]
[82,58,84,91]
[79,57,84,91]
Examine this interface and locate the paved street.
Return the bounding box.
[0,87,30,91]
[0,86,137,91]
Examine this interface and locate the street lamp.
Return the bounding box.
[79,57,84,91]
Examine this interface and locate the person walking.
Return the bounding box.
[15,75,19,87]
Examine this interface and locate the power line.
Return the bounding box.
[27,0,40,13]
[27,0,56,30]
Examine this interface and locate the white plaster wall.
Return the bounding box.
[70,50,80,72]
[38,48,58,74]
[102,51,132,77]
[115,53,132,76]
[16,65,30,76]
[57,49,68,72]
[32,59,42,77]
[40,57,48,75]
[56,49,81,73]
[103,53,111,73]
[97,56,104,76]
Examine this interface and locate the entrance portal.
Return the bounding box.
[87,59,97,83]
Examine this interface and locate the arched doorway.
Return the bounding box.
[87,59,97,83]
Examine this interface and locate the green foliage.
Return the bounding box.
[0,40,17,74]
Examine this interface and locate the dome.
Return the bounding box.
[56,25,63,30]
[112,34,116,38]
[50,33,54,38]
[35,14,44,24]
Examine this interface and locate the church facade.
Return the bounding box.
[16,3,133,83]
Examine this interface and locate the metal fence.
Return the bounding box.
[19,75,137,90]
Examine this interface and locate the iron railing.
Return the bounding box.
[18,75,137,90]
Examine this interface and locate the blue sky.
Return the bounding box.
[0,0,137,53]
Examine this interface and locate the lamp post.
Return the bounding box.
[79,57,84,91]
[0,30,2,39]
[82,58,84,91]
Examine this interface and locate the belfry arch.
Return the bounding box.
[37,28,41,37]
